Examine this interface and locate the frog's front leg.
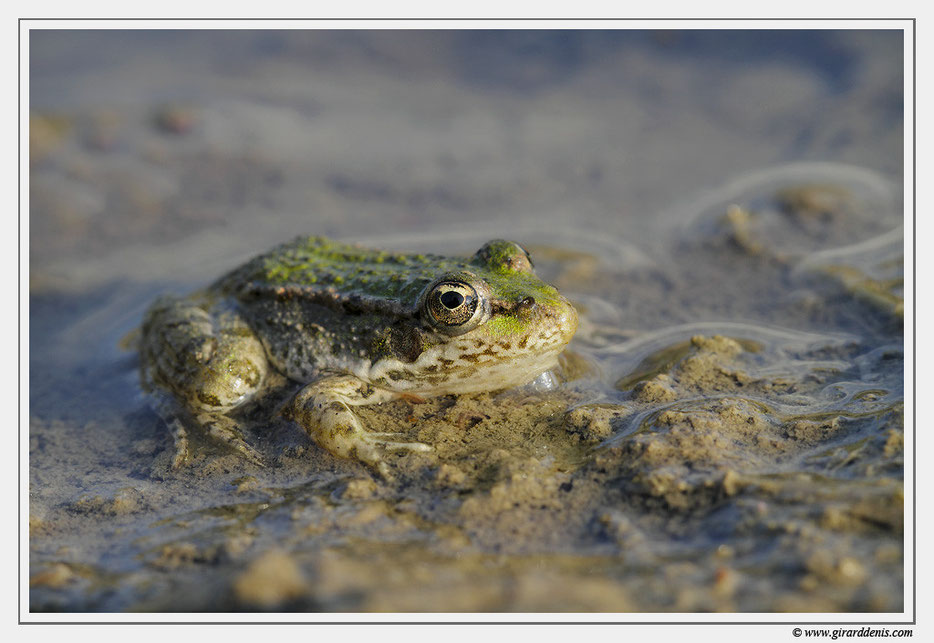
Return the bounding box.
[289,375,431,474]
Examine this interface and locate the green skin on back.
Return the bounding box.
[227,236,566,311]
[140,236,579,473]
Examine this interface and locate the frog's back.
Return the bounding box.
[216,235,474,306]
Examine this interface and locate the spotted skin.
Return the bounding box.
[288,375,430,475]
[139,236,578,472]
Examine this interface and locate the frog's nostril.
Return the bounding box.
[517,296,535,310]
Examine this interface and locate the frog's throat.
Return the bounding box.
[364,331,570,395]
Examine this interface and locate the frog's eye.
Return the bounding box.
[424,280,484,333]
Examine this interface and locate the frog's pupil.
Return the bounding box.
[425,280,480,332]
[441,291,464,309]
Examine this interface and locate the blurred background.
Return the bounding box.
[30,29,903,286]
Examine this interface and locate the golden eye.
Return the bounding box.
[424,281,483,332]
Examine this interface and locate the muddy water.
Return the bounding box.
[28,30,905,613]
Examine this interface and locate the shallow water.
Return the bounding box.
[28,29,905,613]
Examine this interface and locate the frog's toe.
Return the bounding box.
[363,432,432,453]
[346,433,431,478]
[231,441,265,467]
[167,417,191,470]
[169,445,190,470]
[374,460,393,480]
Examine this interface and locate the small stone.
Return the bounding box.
[151,542,202,569]
[565,406,621,443]
[72,487,145,515]
[337,502,387,527]
[837,557,867,584]
[110,487,145,514]
[233,549,308,608]
[30,563,75,588]
[435,463,467,486]
[721,470,742,496]
[29,515,47,536]
[712,567,739,599]
[338,478,378,500]
[632,378,677,403]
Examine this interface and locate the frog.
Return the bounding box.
[139,235,579,475]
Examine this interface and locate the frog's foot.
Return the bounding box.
[161,411,264,468]
[147,393,192,470]
[195,413,265,467]
[149,393,264,468]
[289,375,431,473]
[167,417,190,470]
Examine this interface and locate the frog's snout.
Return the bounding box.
[554,296,579,342]
[518,293,579,344]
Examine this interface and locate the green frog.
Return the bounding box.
[139,236,579,474]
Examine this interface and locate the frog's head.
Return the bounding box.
[422,239,578,341]
[371,240,578,395]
